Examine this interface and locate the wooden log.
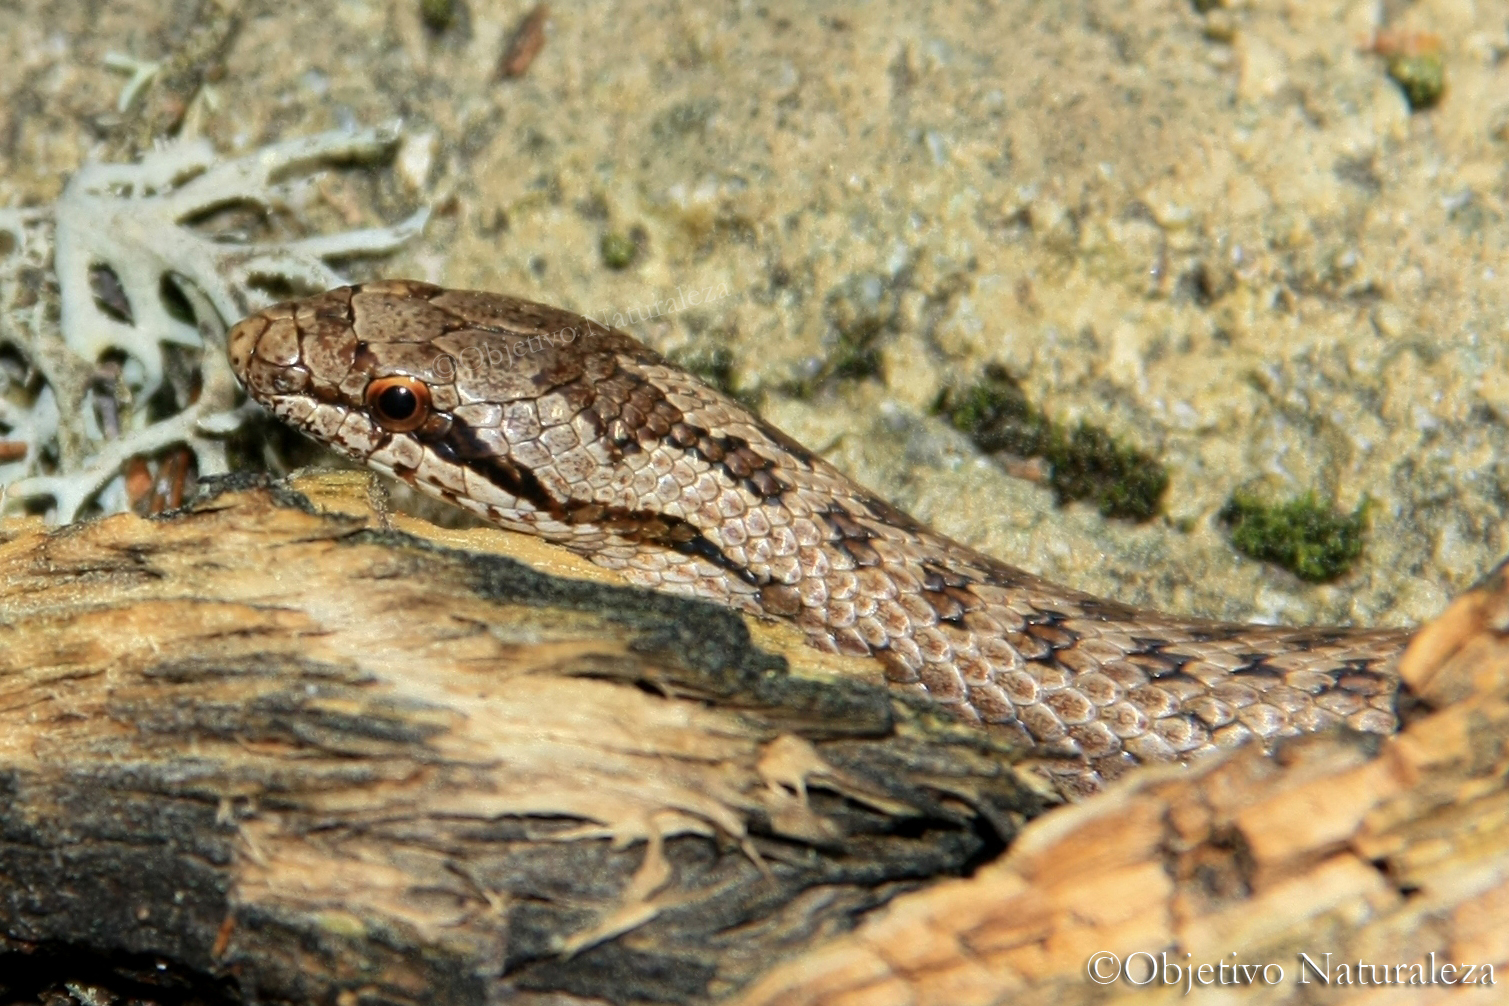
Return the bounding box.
[5,474,1508,1004]
[0,474,1043,1005]
[732,561,1509,1005]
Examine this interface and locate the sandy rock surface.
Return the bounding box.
[3,0,1508,630]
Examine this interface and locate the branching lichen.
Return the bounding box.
[55,126,426,396]
[1,127,427,522]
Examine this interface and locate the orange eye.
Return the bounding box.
[364,376,432,432]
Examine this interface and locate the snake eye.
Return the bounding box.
[364,376,431,432]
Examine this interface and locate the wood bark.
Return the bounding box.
[2,473,1507,1004]
[0,474,1041,1005]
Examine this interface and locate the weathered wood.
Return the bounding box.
[733,563,1509,1005]
[5,474,1509,1004]
[0,474,1043,1005]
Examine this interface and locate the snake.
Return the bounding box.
[227,279,1410,799]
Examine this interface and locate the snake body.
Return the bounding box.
[228,280,1408,797]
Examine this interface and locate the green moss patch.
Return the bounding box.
[420,0,456,30]
[822,275,894,382]
[1388,53,1445,111]
[937,366,1169,521]
[1218,489,1368,582]
[779,274,897,398]
[1048,423,1169,521]
[600,230,640,270]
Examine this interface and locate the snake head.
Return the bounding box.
[226,280,778,559]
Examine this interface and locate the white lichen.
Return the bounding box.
[103,52,162,113]
[55,126,427,397]
[0,208,66,493]
[1,126,428,522]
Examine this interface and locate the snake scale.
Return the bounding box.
[228,279,1409,798]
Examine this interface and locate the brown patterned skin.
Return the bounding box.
[228,280,1408,798]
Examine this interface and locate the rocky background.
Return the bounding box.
[4,0,1508,660]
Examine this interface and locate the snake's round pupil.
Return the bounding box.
[376,384,417,420]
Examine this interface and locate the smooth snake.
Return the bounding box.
[227,279,1409,798]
